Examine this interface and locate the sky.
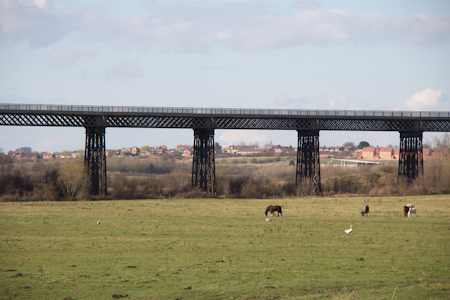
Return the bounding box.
[1,0,450,153]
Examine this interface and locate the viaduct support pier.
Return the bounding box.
[84,116,107,195]
[296,130,321,195]
[192,128,215,193]
[398,131,423,180]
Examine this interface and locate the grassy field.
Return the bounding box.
[1,195,449,300]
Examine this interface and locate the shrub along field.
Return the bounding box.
[1,195,449,299]
[2,154,450,201]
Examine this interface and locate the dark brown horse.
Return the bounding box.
[265,205,283,217]
[361,205,370,217]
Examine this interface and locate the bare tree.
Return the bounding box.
[433,133,450,154]
[57,161,89,200]
[343,142,356,151]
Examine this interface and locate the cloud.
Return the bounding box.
[401,88,447,110]
[274,94,300,108]
[1,1,449,51]
[328,95,348,109]
[0,0,73,47]
[46,47,99,68]
[274,93,323,109]
[18,0,47,9]
[103,62,144,81]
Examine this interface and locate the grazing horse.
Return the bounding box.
[265,205,283,217]
[406,204,416,217]
[403,206,410,217]
[361,205,370,217]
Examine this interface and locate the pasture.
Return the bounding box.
[1,195,449,299]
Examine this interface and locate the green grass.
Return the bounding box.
[1,195,449,299]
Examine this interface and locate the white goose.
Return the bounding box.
[345,225,353,234]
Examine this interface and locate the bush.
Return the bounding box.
[57,161,90,200]
[1,153,450,201]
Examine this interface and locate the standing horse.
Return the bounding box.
[265,205,283,217]
[361,205,370,217]
[406,204,416,217]
[403,206,410,217]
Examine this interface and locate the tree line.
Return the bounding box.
[1,135,449,201]
[1,155,449,201]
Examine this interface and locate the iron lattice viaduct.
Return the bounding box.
[2,104,450,195]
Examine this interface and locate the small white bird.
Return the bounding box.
[96,220,100,225]
[345,225,352,234]
[265,218,272,222]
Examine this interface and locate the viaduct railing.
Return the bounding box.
[2,104,450,196]
[2,103,450,118]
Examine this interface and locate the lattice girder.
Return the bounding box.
[0,113,86,126]
[2,112,450,132]
[106,116,208,128]
[319,119,418,131]
[215,117,312,130]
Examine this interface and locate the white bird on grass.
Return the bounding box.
[345,225,353,234]
[265,218,272,222]
[96,220,100,225]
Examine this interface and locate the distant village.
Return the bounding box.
[4,143,448,161]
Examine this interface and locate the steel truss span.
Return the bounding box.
[1,104,449,131]
[2,114,450,132]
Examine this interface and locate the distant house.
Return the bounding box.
[362,147,376,159]
[237,147,265,155]
[131,147,140,155]
[8,151,40,160]
[120,147,140,155]
[183,149,191,157]
[393,150,400,159]
[429,150,449,160]
[106,149,120,156]
[71,151,82,159]
[30,153,39,159]
[156,145,167,154]
[121,148,131,155]
[379,147,394,159]
[8,150,25,160]
[177,145,190,153]
[268,144,284,152]
[42,153,55,159]
[224,145,241,154]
